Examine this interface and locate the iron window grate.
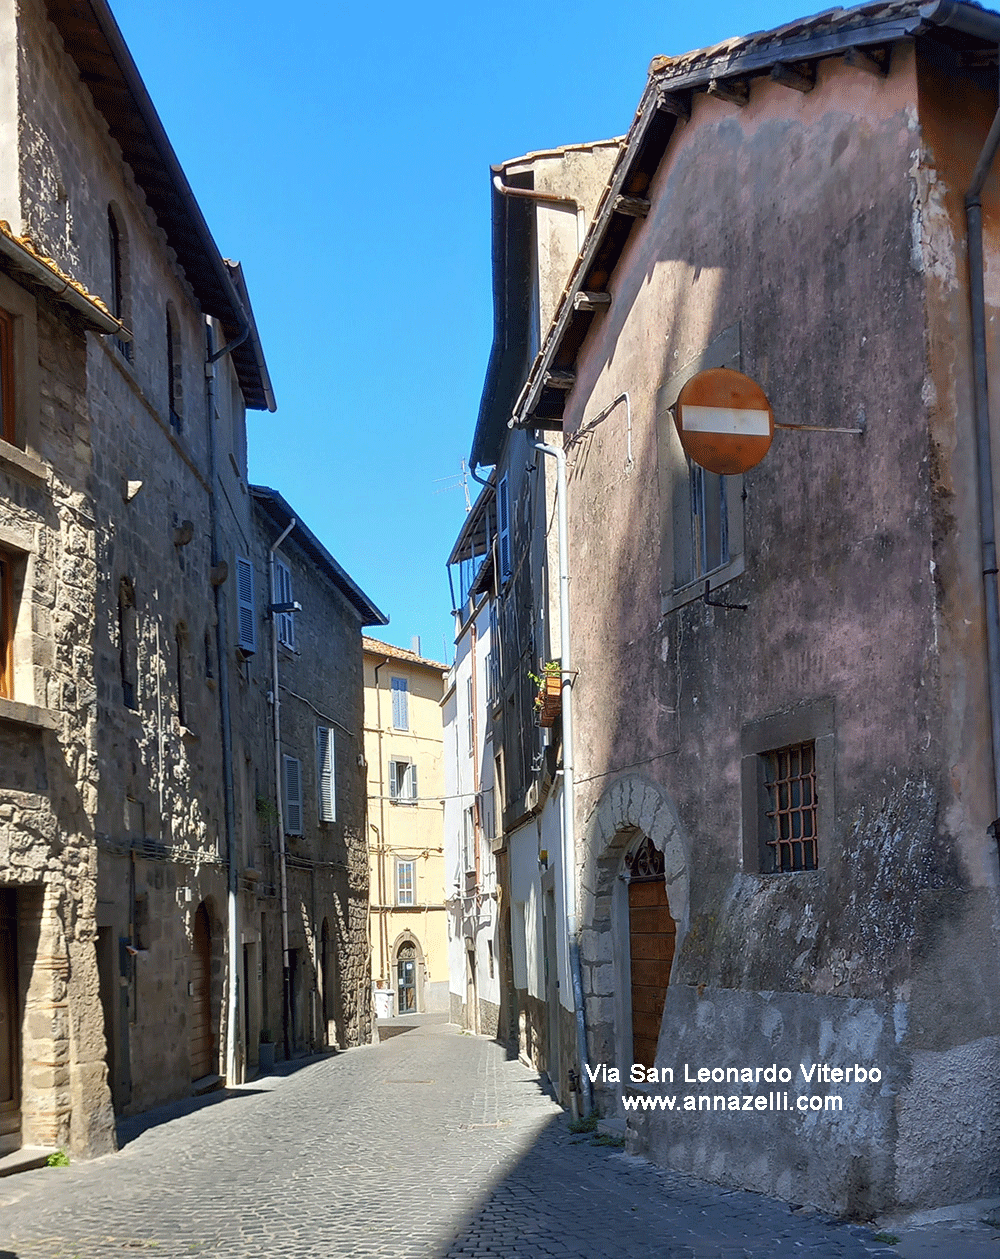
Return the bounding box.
[764,741,817,872]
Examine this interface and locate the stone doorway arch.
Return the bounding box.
[582,774,690,1096]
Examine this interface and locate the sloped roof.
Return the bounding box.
[44,0,275,411]
[251,486,388,627]
[507,0,1000,435]
[362,637,448,672]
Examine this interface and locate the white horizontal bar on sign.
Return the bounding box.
[681,405,771,437]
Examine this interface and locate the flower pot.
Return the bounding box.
[538,674,562,727]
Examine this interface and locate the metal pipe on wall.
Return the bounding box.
[534,439,591,1114]
[965,83,1000,842]
[269,516,296,1061]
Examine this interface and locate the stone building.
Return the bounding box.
[0,221,129,1165]
[1,0,383,1162]
[244,490,386,1063]
[464,0,1000,1219]
[363,638,448,1016]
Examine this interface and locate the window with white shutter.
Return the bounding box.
[497,474,511,584]
[316,726,335,823]
[391,676,409,730]
[273,558,295,649]
[283,754,303,834]
[389,759,417,803]
[236,557,256,654]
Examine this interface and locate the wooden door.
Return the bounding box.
[627,838,675,1071]
[0,890,20,1155]
[189,903,213,1080]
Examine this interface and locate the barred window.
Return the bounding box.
[762,741,817,873]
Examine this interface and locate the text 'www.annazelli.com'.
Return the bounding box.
[622,1092,843,1113]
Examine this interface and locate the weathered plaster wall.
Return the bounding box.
[563,41,999,1214]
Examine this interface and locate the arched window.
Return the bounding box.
[166,303,182,431]
[108,205,132,362]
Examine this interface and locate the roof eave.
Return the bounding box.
[250,485,388,627]
[511,0,1000,432]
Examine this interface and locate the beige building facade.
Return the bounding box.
[363,639,448,1015]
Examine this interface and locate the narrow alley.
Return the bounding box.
[0,1017,992,1259]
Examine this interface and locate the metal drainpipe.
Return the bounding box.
[270,517,296,1061]
[206,322,244,1086]
[534,440,591,1114]
[965,83,1000,838]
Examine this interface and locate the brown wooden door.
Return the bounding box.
[0,890,20,1155]
[628,877,675,1070]
[189,903,213,1080]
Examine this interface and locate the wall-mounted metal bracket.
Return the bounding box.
[703,579,748,611]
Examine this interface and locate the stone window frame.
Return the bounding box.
[740,699,836,875]
[0,271,40,467]
[658,324,745,613]
[0,525,36,710]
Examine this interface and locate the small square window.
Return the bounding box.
[762,741,817,873]
[741,700,834,876]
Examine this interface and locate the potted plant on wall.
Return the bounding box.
[530,660,562,728]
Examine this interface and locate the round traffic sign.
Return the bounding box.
[674,368,774,475]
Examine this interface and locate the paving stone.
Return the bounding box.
[0,1016,995,1258]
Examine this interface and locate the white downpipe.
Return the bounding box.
[534,440,591,1114]
[270,518,295,1060]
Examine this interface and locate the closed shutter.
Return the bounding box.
[236,557,256,654]
[284,755,303,834]
[391,677,409,730]
[389,760,398,800]
[408,763,418,802]
[316,727,335,822]
[497,475,511,583]
[274,559,295,648]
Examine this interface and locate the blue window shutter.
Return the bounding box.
[391,677,409,730]
[497,475,511,583]
[283,755,302,834]
[316,727,335,823]
[236,557,256,653]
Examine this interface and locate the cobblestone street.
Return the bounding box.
[0,1017,996,1259]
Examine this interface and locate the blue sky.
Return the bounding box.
[109,0,810,662]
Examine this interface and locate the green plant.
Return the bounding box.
[590,1133,625,1148]
[260,1028,273,1043]
[255,794,278,826]
[527,660,561,689]
[872,1232,899,1246]
[568,1111,599,1134]
[46,1148,70,1167]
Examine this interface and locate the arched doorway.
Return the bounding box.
[189,902,214,1080]
[585,773,690,1105]
[397,941,417,1013]
[625,835,675,1069]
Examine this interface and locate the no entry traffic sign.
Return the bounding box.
[674,368,774,475]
